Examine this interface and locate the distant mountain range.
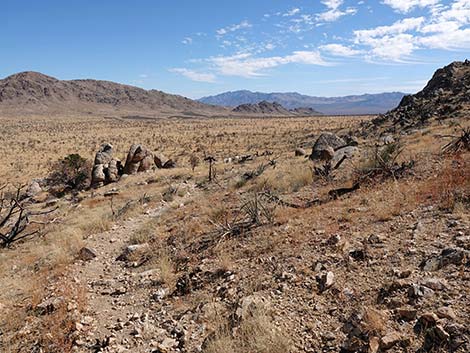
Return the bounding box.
[198,90,408,115]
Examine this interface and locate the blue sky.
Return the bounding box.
[2,0,469,98]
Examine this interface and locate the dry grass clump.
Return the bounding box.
[204,306,292,353]
[415,154,470,211]
[130,218,158,244]
[252,162,313,194]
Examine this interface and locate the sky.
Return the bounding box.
[2,0,469,98]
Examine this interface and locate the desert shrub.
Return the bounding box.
[48,154,91,196]
[189,154,200,172]
[355,142,414,183]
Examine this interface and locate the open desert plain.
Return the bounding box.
[1,2,470,353]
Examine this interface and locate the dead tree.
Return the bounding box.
[0,186,57,248]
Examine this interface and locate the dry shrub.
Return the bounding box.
[354,142,414,184]
[130,218,158,244]
[76,211,112,235]
[415,156,470,211]
[156,250,175,285]
[34,279,86,353]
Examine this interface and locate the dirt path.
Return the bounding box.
[71,193,191,353]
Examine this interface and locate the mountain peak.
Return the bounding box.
[4,71,59,83]
[0,71,225,117]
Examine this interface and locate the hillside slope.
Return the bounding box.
[370,60,470,132]
[0,71,226,117]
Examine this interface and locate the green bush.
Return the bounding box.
[48,154,91,195]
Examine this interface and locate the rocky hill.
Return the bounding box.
[232,100,322,116]
[371,60,470,132]
[0,71,226,117]
[199,90,406,115]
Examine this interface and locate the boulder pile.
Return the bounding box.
[91,143,122,188]
[91,143,175,189]
[123,144,155,175]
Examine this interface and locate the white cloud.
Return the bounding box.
[283,8,301,17]
[317,0,357,22]
[182,37,193,45]
[216,20,252,36]
[354,17,425,40]
[353,17,425,61]
[207,51,329,78]
[382,0,440,13]
[320,43,363,56]
[169,68,216,83]
[350,0,470,62]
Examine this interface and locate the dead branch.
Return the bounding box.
[260,190,321,209]
[0,187,57,248]
[442,127,470,154]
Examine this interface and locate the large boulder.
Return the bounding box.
[310,133,346,161]
[91,143,122,188]
[124,144,155,174]
[154,153,175,169]
[331,146,360,166]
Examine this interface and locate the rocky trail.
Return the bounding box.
[70,190,195,353]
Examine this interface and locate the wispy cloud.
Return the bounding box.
[320,43,363,56]
[317,0,357,22]
[216,20,252,36]
[169,68,216,83]
[182,37,193,45]
[283,8,301,17]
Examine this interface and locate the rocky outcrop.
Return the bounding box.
[91,144,122,188]
[232,100,292,115]
[123,144,155,175]
[310,133,347,161]
[370,60,470,132]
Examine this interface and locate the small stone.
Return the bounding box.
[112,287,127,295]
[158,337,178,350]
[81,316,94,326]
[77,247,97,261]
[396,307,417,321]
[422,278,447,291]
[380,331,403,350]
[437,307,457,320]
[317,271,334,292]
[420,312,439,326]
[369,336,380,353]
[435,325,450,341]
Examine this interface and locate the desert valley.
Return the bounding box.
[1,2,470,352]
[0,59,468,353]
